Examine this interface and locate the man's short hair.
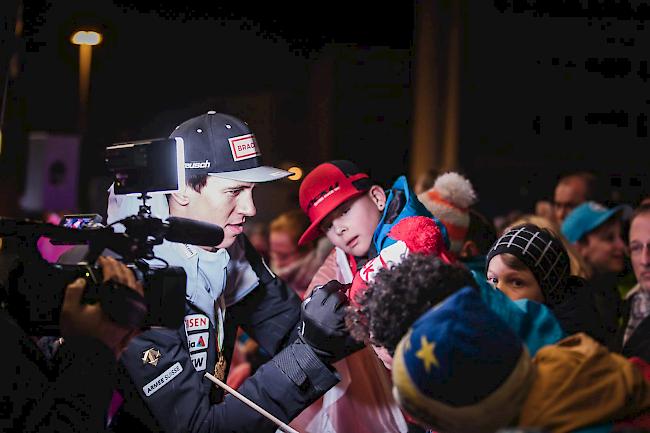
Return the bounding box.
[186,173,209,193]
[631,203,650,227]
[557,171,598,200]
[166,174,209,204]
[347,254,477,355]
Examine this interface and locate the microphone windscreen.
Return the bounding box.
[164,217,224,246]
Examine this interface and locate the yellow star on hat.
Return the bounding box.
[415,335,439,373]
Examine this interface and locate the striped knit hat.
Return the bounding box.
[417,172,477,255]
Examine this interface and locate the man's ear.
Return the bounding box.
[459,240,479,259]
[169,184,191,207]
[368,185,387,211]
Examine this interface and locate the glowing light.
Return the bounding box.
[287,166,303,181]
[71,31,102,46]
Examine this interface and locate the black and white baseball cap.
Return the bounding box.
[170,111,290,183]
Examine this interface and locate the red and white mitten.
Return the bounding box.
[349,216,454,307]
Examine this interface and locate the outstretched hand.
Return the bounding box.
[299,280,364,364]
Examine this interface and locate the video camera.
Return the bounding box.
[0,137,224,335]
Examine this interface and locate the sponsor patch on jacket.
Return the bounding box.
[184,314,209,332]
[143,362,183,397]
[188,332,209,353]
[141,347,162,367]
[228,134,259,161]
[190,352,207,372]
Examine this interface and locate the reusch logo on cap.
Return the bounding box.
[228,134,260,161]
[185,160,211,169]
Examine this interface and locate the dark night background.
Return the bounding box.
[1,0,649,224]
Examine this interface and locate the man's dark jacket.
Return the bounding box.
[106,236,339,433]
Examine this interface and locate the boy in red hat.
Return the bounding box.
[299,160,449,292]
[298,160,388,261]
[290,160,449,433]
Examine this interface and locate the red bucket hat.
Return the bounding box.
[298,160,373,246]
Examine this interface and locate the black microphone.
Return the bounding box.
[164,217,224,246]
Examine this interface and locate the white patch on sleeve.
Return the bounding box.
[188,332,209,353]
[184,314,209,332]
[190,352,207,371]
[143,362,183,397]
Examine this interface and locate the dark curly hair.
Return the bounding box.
[347,254,477,355]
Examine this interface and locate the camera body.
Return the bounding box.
[50,214,103,245]
[0,135,221,336]
[1,233,187,335]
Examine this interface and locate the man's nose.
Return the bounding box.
[238,193,256,217]
[642,245,650,266]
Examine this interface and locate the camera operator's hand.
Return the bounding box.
[60,256,143,359]
[299,280,364,364]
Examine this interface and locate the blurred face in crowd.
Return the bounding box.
[576,218,626,275]
[630,212,650,291]
[247,227,269,259]
[319,186,386,257]
[487,254,545,303]
[554,177,588,223]
[270,231,304,270]
[170,176,256,249]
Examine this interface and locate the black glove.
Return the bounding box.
[299,280,364,364]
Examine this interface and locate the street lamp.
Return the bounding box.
[71,30,102,132]
[287,166,303,181]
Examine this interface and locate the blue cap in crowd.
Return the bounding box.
[561,201,630,243]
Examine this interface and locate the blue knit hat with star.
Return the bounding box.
[392,287,535,433]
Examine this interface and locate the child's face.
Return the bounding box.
[319,190,383,257]
[486,254,545,303]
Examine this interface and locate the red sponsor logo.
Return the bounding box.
[184,314,209,332]
[228,134,259,161]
